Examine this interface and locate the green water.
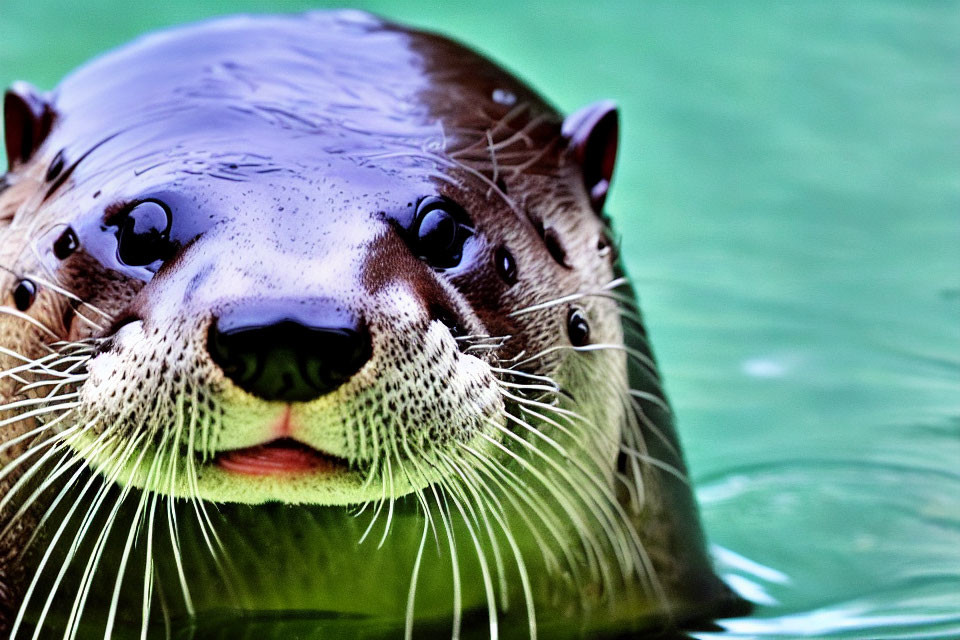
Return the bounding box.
[1,1,958,638]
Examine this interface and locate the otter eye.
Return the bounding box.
[45,150,65,182]
[412,196,473,268]
[567,308,591,346]
[115,200,174,267]
[13,279,37,312]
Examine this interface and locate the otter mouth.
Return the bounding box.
[215,438,349,476]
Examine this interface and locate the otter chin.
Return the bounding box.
[0,10,749,638]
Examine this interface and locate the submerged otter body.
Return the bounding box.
[0,11,747,638]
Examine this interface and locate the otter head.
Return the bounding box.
[0,11,744,636]
[1,13,625,507]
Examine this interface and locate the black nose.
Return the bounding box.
[207,301,371,402]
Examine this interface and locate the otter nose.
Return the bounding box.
[207,301,371,402]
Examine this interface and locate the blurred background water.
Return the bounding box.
[1,1,958,638]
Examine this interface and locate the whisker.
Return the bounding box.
[0,400,80,431]
[437,459,498,640]
[488,417,631,582]
[0,422,90,532]
[508,277,629,317]
[164,393,195,616]
[19,427,120,553]
[403,513,431,640]
[488,367,558,387]
[65,431,153,640]
[0,350,61,380]
[378,454,397,549]
[433,487,462,640]
[509,342,659,381]
[23,273,112,319]
[183,388,237,605]
[0,403,79,461]
[107,430,172,638]
[459,443,571,582]
[627,388,671,413]
[476,427,608,587]
[438,451,508,607]
[10,428,129,639]
[453,450,538,639]
[358,466,389,545]
[140,454,166,640]
[0,306,60,340]
[0,391,80,414]
[16,374,88,394]
[0,409,84,488]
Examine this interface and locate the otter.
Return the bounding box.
[0,11,748,638]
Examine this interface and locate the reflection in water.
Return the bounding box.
[701,464,960,638]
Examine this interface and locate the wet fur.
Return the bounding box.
[0,11,746,637]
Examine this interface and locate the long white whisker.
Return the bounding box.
[0,306,60,339]
[437,459,498,640]
[507,277,629,317]
[11,429,128,639]
[0,409,83,488]
[403,514,431,640]
[65,431,153,640]
[453,450,538,639]
[105,431,172,638]
[164,392,194,615]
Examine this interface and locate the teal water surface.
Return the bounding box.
[1,1,958,638]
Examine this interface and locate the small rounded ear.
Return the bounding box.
[4,81,56,170]
[562,100,619,214]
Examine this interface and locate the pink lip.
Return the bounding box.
[273,407,293,438]
[215,438,345,476]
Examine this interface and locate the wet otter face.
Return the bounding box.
[0,13,749,637]
[0,12,625,507]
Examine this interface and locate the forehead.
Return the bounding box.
[39,12,564,245]
[54,13,429,153]
[47,11,560,178]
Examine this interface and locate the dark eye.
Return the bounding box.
[412,196,473,268]
[115,200,174,268]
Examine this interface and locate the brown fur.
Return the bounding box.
[0,11,746,635]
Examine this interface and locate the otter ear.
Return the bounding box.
[563,100,619,214]
[4,82,55,170]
